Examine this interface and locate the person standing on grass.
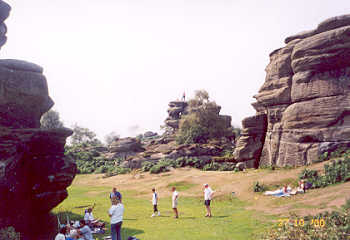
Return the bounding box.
[171,187,179,218]
[109,197,124,240]
[151,188,160,217]
[203,183,214,217]
[110,187,122,203]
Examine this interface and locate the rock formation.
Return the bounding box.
[234,14,350,167]
[0,1,76,238]
[110,99,235,169]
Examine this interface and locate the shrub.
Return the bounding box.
[141,161,156,172]
[202,162,221,171]
[176,91,232,144]
[253,181,267,192]
[150,164,169,174]
[219,163,236,171]
[0,227,20,240]
[261,199,350,239]
[300,157,350,189]
[299,169,318,179]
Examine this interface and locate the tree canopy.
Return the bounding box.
[40,109,64,129]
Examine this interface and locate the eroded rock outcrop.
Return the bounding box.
[0,1,76,238]
[235,14,350,167]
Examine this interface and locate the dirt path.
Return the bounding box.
[73,160,350,217]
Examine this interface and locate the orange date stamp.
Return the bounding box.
[277,218,326,228]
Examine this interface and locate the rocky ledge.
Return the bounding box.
[234,14,350,167]
[0,1,76,238]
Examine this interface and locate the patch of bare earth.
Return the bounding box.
[72,160,349,217]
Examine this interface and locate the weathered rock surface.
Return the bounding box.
[235,14,350,167]
[0,1,76,238]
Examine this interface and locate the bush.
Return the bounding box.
[203,162,221,171]
[299,169,318,179]
[0,227,20,240]
[261,199,350,239]
[150,164,170,174]
[141,161,156,172]
[219,163,236,171]
[300,157,350,189]
[103,167,131,178]
[253,181,267,192]
[176,91,233,144]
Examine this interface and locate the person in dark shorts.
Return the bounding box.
[151,188,160,217]
[203,183,214,217]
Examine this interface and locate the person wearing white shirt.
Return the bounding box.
[171,187,179,218]
[84,209,94,225]
[203,183,214,217]
[54,227,66,240]
[109,197,124,240]
[151,188,160,217]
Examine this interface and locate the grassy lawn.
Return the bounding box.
[54,183,271,240]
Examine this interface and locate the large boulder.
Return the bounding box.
[0,59,54,129]
[0,1,77,238]
[236,14,350,167]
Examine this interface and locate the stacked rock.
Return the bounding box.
[0,1,77,238]
[164,101,188,130]
[235,14,350,167]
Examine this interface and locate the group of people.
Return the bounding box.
[264,180,307,197]
[55,184,214,240]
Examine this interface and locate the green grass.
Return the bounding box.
[166,181,195,191]
[54,185,271,240]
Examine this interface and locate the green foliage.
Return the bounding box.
[0,227,20,240]
[70,124,101,145]
[177,90,232,144]
[253,181,267,192]
[40,109,64,129]
[203,162,221,171]
[299,169,318,179]
[141,157,235,174]
[103,167,131,177]
[141,161,156,172]
[150,164,170,174]
[167,181,196,191]
[299,156,350,189]
[261,200,350,240]
[65,143,121,174]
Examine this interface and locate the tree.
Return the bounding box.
[40,109,64,129]
[177,90,232,144]
[70,124,100,145]
[104,131,120,145]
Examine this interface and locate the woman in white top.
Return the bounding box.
[109,197,124,240]
[203,183,214,217]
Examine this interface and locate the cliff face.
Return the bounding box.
[234,14,350,167]
[0,1,76,237]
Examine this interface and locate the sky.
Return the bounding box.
[2,0,350,140]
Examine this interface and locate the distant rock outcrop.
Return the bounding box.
[234,14,350,167]
[0,1,76,238]
[110,99,235,169]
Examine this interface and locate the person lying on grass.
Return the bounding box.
[203,183,214,217]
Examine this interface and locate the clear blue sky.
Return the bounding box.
[3,0,350,139]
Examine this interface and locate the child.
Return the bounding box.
[151,188,160,217]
